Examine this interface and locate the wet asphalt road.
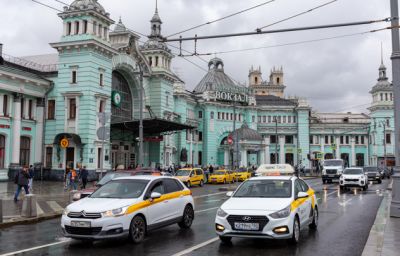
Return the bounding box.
[0,178,389,256]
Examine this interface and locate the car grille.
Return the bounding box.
[345,179,359,182]
[367,173,377,177]
[227,215,269,231]
[67,212,102,219]
[65,226,102,236]
[326,169,337,174]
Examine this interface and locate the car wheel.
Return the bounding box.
[129,215,146,244]
[363,185,368,191]
[178,205,194,229]
[200,180,204,187]
[309,207,318,229]
[289,217,300,244]
[186,181,191,188]
[219,236,232,244]
[378,179,382,184]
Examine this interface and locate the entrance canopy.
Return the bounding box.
[53,133,83,146]
[111,118,194,135]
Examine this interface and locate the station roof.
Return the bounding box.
[111,118,194,135]
[255,95,297,106]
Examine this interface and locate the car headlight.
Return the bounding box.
[63,208,70,216]
[360,176,365,180]
[102,206,129,217]
[270,205,291,219]
[217,208,228,218]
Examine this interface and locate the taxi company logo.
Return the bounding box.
[242,216,252,221]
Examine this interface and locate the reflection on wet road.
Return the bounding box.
[0,178,389,256]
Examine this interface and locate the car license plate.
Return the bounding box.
[71,221,91,228]
[328,174,335,177]
[234,222,259,231]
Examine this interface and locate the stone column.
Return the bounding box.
[259,149,265,165]
[335,136,340,159]
[265,137,270,164]
[279,136,285,164]
[11,94,22,165]
[224,148,229,167]
[87,19,93,35]
[241,149,247,167]
[351,137,356,166]
[321,135,325,153]
[34,98,45,164]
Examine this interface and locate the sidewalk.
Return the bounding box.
[362,181,400,256]
[0,181,85,227]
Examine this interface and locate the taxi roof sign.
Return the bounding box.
[255,164,295,176]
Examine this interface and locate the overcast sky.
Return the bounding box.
[0,0,393,113]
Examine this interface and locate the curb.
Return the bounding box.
[0,213,62,229]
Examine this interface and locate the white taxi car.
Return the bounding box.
[61,176,194,243]
[215,174,318,244]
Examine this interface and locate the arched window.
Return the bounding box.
[255,77,258,84]
[111,71,133,123]
[0,135,5,169]
[210,112,214,119]
[20,136,30,167]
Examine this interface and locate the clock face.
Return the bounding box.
[113,92,121,106]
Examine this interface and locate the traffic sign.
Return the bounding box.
[227,136,233,145]
[97,127,110,140]
[97,112,111,126]
[60,138,69,149]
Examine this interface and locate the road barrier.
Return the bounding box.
[21,194,37,218]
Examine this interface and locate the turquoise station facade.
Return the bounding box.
[0,0,395,180]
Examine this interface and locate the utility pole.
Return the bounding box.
[138,65,144,167]
[233,102,240,169]
[390,0,400,217]
[274,117,278,164]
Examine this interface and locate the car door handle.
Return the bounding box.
[163,200,169,203]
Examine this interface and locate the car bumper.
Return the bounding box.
[340,180,366,187]
[215,215,293,240]
[367,176,381,181]
[61,214,131,240]
[209,178,225,183]
[322,175,341,180]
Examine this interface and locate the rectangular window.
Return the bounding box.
[230,113,233,120]
[285,135,293,144]
[75,21,80,35]
[199,131,203,142]
[310,135,313,144]
[69,98,76,119]
[330,136,334,144]
[48,100,55,120]
[258,116,261,123]
[293,116,297,123]
[277,116,281,123]
[218,112,221,119]
[97,148,102,169]
[186,130,190,141]
[92,21,97,35]
[3,95,8,116]
[340,136,344,145]
[283,116,287,123]
[268,116,272,123]
[270,135,277,144]
[67,22,72,35]
[288,116,292,123]
[314,135,319,145]
[99,73,104,86]
[346,136,349,144]
[355,136,359,144]
[46,147,53,168]
[28,99,33,119]
[252,116,255,123]
[198,111,203,118]
[98,24,102,37]
[83,20,88,33]
[222,113,225,120]
[385,93,388,101]
[21,98,25,119]
[386,133,392,144]
[72,70,77,84]
[325,136,329,144]
[263,116,266,123]
[99,100,105,113]
[361,136,365,144]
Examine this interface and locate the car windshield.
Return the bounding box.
[176,170,191,176]
[233,180,292,198]
[98,172,131,186]
[324,160,343,166]
[344,168,363,175]
[364,167,378,172]
[90,179,149,199]
[215,171,226,175]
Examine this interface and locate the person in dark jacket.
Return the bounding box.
[79,166,89,189]
[14,166,30,202]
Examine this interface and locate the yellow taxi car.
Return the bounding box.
[209,170,234,184]
[235,168,252,181]
[175,168,205,188]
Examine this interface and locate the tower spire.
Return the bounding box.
[156,0,158,13]
[381,42,384,65]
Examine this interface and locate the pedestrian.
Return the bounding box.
[69,168,78,190]
[14,166,30,202]
[79,166,88,189]
[28,165,34,192]
[209,164,214,174]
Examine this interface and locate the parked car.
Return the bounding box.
[175,168,205,188]
[363,166,382,183]
[209,170,234,184]
[234,168,252,181]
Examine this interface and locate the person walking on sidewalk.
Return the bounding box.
[28,165,34,192]
[68,168,78,191]
[14,166,30,202]
[80,166,88,189]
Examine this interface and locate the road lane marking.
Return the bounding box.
[194,192,227,199]
[195,207,219,213]
[171,237,219,256]
[36,203,44,216]
[47,201,63,212]
[0,240,70,256]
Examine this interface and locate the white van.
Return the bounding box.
[321,159,344,183]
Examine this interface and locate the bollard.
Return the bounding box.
[69,190,78,203]
[0,198,3,223]
[21,194,37,218]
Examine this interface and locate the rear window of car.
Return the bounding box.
[364,167,377,172]
[195,169,203,175]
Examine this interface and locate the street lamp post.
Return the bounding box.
[390,0,400,217]
[274,117,279,164]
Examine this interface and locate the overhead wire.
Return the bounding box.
[257,0,339,30]
[166,0,277,38]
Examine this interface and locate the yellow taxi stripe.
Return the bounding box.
[290,188,315,211]
[125,190,191,215]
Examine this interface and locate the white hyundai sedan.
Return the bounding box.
[215,176,318,244]
[61,176,194,243]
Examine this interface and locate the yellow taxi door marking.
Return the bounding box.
[291,188,315,211]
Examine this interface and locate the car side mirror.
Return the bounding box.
[226,191,233,197]
[297,192,309,199]
[150,192,162,199]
